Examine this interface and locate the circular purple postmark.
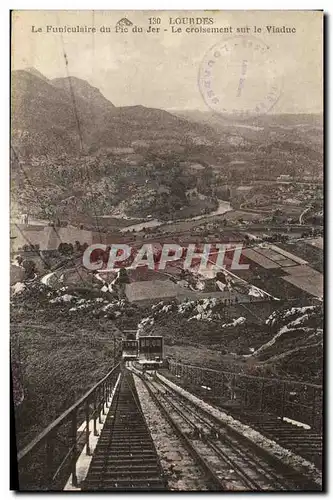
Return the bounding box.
[198,35,283,117]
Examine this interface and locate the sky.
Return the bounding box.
[11,10,323,113]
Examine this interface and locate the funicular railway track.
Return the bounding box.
[83,370,167,491]
[130,364,321,491]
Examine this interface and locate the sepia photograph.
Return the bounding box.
[10,9,323,492]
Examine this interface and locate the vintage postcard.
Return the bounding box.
[10,10,323,491]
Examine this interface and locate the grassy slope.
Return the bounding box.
[11,311,121,450]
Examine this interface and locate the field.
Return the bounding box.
[277,240,324,273]
[242,248,280,269]
[238,244,323,300]
[283,266,323,298]
[232,266,317,303]
[223,210,265,222]
[306,237,324,250]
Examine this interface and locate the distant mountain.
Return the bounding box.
[23,67,50,82]
[173,109,323,152]
[173,109,323,128]
[52,76,116,115]
[11,69,217,156]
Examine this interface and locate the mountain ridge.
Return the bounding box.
[11,68,218,156]
[51,75,116,113]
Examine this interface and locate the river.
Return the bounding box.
[120,200,232,233]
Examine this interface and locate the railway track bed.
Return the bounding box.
[133,374,212,491]
[83,372,167,491]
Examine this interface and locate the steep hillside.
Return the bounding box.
[11,70,80,155]
[137,299,323,383]
[11,69,217,155]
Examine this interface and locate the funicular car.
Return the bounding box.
[121,339,138,361]
[138,336,164,370]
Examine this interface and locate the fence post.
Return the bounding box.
[311,387,317,429]
[243,380,248,408]
[46,431,55,488]
[105,381,109,407]
[231,374,236,400]
[93,390,98,436]
[259,380,265,412]
[71,409,78,487]
[104,382,108,409]
[85,399,91,456]
[281,382,286,419]
[101,383,105,416]
[110,378,113,401]
[212,371,217,396]
[98,387,102,424]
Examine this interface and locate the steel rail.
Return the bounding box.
[133,370,226,491]
[148,377,267,491]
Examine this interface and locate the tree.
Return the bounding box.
[22,259,36,280]
[67,243,74,255]
[16,255,23,266]
[180,269,186,280]
[58,242,74,255]
[58,243,64,254]
[118,267,130,284]
[74,240,82,253]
